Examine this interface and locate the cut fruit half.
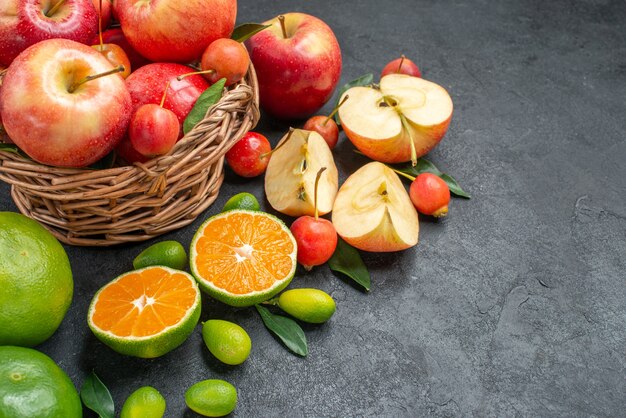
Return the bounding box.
[332,162,419,252]
[190,210,297,307]
[338,74,453,164]
[87,266,201,358]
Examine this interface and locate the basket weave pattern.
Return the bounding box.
[0,67,259,246]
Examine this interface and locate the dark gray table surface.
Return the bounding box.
[1,0,625,416]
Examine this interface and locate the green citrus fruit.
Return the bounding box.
[0,346,82,418]
[133,240,188,270]
[202,320,251,365]
[121,386,166,418]
[222,192,260,212]
[185,379,237,417]
[0,212,73,346]
[190,210,297,307]
[87,266,201,358]
[277,288,336,323]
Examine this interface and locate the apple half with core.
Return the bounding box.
[0,39,132,167]
[265,129,338,217]
[332,162,419,252]
[338,74,453,165]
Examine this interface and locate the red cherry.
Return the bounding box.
[409,173,450,217]
[225,132,272,178]
[129,104,179,157]
[200,38,250,87]
[303,116,339,150]
[381,55,421,78]
[290,216,338,270]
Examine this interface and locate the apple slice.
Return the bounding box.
[338,74,453,165]
[332,162,419,252]
[265,129,338,217]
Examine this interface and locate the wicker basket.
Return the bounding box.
[0,66,260,246]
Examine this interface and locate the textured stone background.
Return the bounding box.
[1,0,625,416]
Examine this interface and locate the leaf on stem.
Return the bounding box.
[334,73,374,125]
[255,304,308,357]
[80,371,114,418]
[231,23,272,43]
[328,237,371,291]
[183,78,227,134]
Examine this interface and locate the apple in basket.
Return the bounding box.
[0,0,98,67]
[0,39,132,167]
[115,0,237,63]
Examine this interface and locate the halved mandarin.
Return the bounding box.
[87,266,201,358]
[190,210,297,307]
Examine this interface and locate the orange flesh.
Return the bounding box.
[194,212,295,295]
[91,267,197,338]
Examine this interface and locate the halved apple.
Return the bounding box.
[332,162,419,252]
[265,129,338,217]
[338,74,453,165]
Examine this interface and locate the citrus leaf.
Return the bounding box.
[231,23,271,43]
[80,371,114,418]
[334,73,374,125]
[328,238,371,291]
[394,159,470,199]
[183,78,226,134]
[255,304,308,357]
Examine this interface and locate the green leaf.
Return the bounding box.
[328,238,371,291]
[394,158,470,199]
[0,143,19,154]
[80,371,114,418]
[231,23,272,43]
[255,304,308,357]
[183,78,227,134]
[334,73,374,124]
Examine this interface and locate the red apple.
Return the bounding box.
[115,135,149,164]
[381,55,421,78]
[91,28,151,70]
[225,132,271,178]
[93,43,131,78]
[200,38,250,87]
[91,0,112,30]
[0,39,132,167]
[246,13,342,120]
[116,0,236,63]
[0,0,98,67]
[129,104,179,157]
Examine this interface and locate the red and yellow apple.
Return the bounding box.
[338,74,453,165]
[116,0,236,63]
[0,39,131,167]
[246,13,342,119]
[332,162,419,252]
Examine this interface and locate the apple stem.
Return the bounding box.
[98,0,103,48]
[323,95,349,127]
[46,0,67,17]
[159,80,172,108]
[399,113,418,166]
[67,65,125,93]
[278,15,288,39]
[260,127,295,159]
[176,69,215,81]
[313,167,327,221]
[396,54,406,74]
[389,167,416,181]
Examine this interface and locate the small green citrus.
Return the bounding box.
[133,240,187,270]
[222,192,260,212]
[121,386,166,418]
[202,320,251,365]
[185,379,237,417]
[277,288,336,323]
[0,212,73,346]
[0,346,82,418]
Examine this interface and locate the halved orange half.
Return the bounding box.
[87,266,201,358]
[190,210,297,307]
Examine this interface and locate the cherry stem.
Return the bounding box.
[46,0,67,17]
[67,65,124,93]
[176,69,215,81]
[159,80,172,108]
[278,15,288,39]
[323,95,349,127]
[313,167,327,221]
[260,127,295,159]
[396,54,406,74]
[98,0,103,48]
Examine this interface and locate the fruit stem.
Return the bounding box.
[159,80,172,108]
[46,0,67,17]
[98,0,103,48]
[278,15,288,39]
[176,69,215,81]
[323,95,349,127]
[262,297,279,306]
[67,65,125,93]
[313,167,327,221]
[399,113,418,166]
[389,167,416,181]
[260,127,294,159]
[396,54,406,74]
